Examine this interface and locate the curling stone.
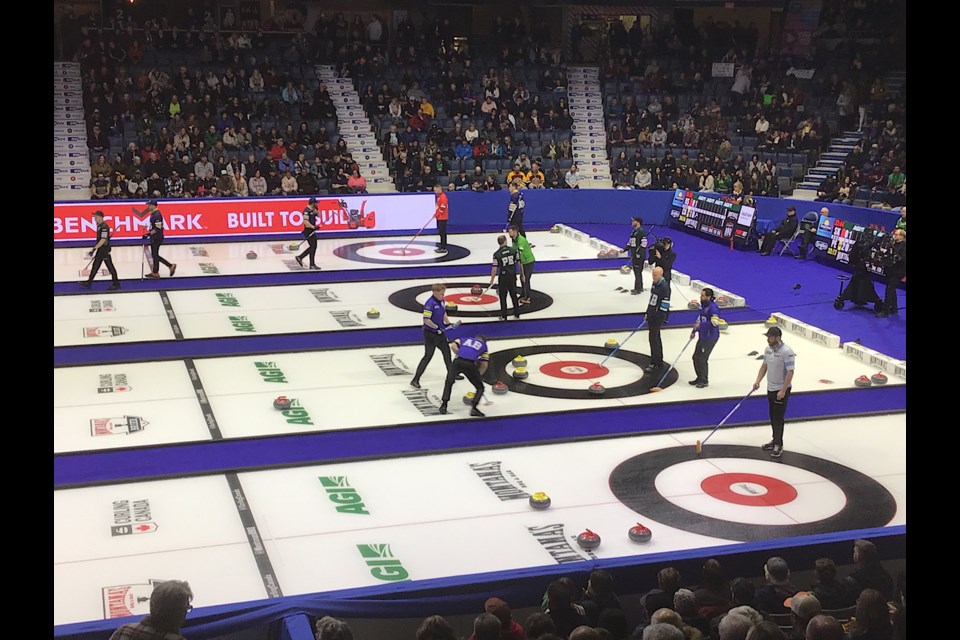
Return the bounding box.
[718,318,729,332]
[597,250,608,259]
[246,250,257,259]
[471,285,483,296]
[764,316,779,328]
[628,523,652,543]
[273,396,292,411]
[446,302,459,312]
[588,382,606,396]
[550,225,561,233]
[606,249,620,258]
[463,391,476,405]
[528,491,551,510]
[717,295,729,305]
[288,242,300,251]
[576,529,601,550]
[619,264,632,274]
[512,355,528,368]
[366,309,380,319]
[688,299,700,310]
[605,338,619,351]
[492,381,509,395]
[854,375,872,388]
[871,372,888,385]
[512,367,529,380]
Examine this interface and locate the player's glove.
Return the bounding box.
[142,233,150,240]
[86,250,95,258]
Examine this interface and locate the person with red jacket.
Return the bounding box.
[466,597,526,640]
[433,183,449,253]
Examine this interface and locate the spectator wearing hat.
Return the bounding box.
[471,597,525,640]
[754,557,800,615]
[786,593,822,640]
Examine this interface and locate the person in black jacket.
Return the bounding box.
[623,216,648,293]
[753,557,799,616]
[581,570,623,626]
[874,228,905,317]
[759,206,799,256]
[647,236,676,281]
[645,266,671,373]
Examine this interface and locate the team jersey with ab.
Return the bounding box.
[455,336,489,362]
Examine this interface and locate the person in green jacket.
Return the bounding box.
[508,225,536,304]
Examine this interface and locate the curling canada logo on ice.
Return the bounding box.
[89,299,115,313]
[189,246,209,256]
[318,476,370,514]
[84,325,129,338]
[356,544,409,582]
[90,416,148,436]
[111,499,158,536]
[370,354,410,377]
[254,361,287,383]
[469,461,530,501]
[526,524,592,564]
[98,373,131,394]
[310,288,339,303]
[199,262,220,274]
[102,579,164,619]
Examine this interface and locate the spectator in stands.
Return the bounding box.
[651,124,667,148]
[279,169,297,196]
[804,615,845,640]
[637,567,683,625]
[330,167,349,195]
[545,166,563,189]
[562,163,580,189]
[545,579,590,637]
[847,589,892,640]
[754,557,799,615]
[416,614,459,640]
[642,622,684,640]
[700,169,716,192]
[127,170,148,198]
[634,166,652,189]
[524,612,557,639]
[718,611,755,640]
[787,592,822,640]
[674,588,711,638]
[693,558,733,619]
[297,167,318,195]
[581,569,623,626]
[808,558,856,610]
[315,616,354,640]
[846,540,894,600]
[108,579,193,640]
[91,173,112,199]
[468,613,502,640]
[247,170,267,197]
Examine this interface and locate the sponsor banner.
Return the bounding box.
[566,91,601,98]
[54,124,86,136]
[53,194,436,241]
[54,157,88,170]
[342,123,372,133]
[54,142,86,153]
[711,62,735,78]
[54,164,88,173]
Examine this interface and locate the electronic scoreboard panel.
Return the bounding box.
[668,189,757,249]
[814,214,891,277]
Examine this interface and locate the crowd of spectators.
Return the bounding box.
[61,0,903,206]
[302,538,904,640]
[595,1,905,203]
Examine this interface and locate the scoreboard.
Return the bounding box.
[815,214,890,276]
[668,189,757,249]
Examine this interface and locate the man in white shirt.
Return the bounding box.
[651,124,667,148]
[634,166,652,189]
[565,163,582,189]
